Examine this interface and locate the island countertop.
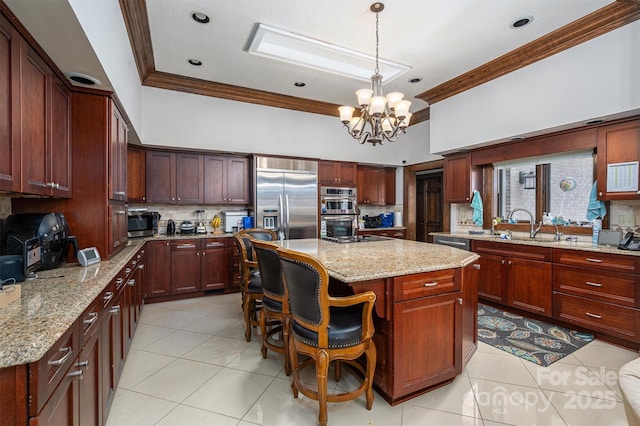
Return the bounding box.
[277,238,479,283]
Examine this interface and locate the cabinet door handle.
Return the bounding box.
[127,279,135,286]
[75,360,89,370]
[501,259,505,264]
[138,264,145,270]
[586,258,602,263]
[422,282,438,287]
[48,347,72,366]
[177,244,196,249]
[103,291,114,303]
[586,312,602,319]
[125,268,132,275]
[508,260,512,265]
[110,305,121,314]
[473,264,480,270]
[67,370,84,380]
[457,298,463,305]
[83,311,99,326]
[585,281,602,287]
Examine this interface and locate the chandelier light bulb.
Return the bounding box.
[338,3,411,146]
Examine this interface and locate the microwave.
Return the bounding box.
[127,211,160,238]
[321,215,357,238]
[320,186,358,215]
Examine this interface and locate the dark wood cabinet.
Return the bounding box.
[473,241,552,317]
[19,40,71,198]
[359,228,406,239]
[318,160,357,186]
[176,153,203,204]
[100,282,117,422]
[144,240,171,298]
[0,13,21,193]
[357,166,396,205]
[201,239,228,290]
[553,248,640,343]
[109,104,127,202]
[170,239,201,294]
[127,146,146,203]
[204,155,250,204]
[596,119,640,201]
[443,154,482,203]
[461,262,479,369]
[228,243,242,291]
[109,202,127,254]
[0,365,27,426]
[77,324,102,426]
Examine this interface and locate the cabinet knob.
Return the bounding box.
[457,298,463,305]
[178,198,181,201]
[171,197,175,201]
[508,260,512,265]
[501,259,505,264]
[142,196,146,201]
[598,192,603,197]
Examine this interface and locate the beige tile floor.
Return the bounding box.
[106,294,637,425]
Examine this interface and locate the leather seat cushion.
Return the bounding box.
[262,295,283,312]
[292,305,363,348]
[619,356,640,426]
[248,270,262,294]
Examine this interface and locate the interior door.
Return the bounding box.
[284,172,317,239]
[416,173,443,242]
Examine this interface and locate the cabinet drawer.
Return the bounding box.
[203,239,226,249]
[29,320,80,416]
[553,293,640,342]
[393,269,459,302]
[553,265,638,307]
[171,240,198,251]
[553,248,640,274]
[473,241,552,262]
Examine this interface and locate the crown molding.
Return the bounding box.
[416,1,640,105]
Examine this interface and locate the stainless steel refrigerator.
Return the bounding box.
[254,156,318,239]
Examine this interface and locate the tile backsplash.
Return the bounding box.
[129,204,248,234]
[454,200,640,233]
[0,195,12,220]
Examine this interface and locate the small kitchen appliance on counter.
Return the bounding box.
[195,210,207,234]
[1,212,78,271]
[180,221,195,235]
[166,220,176,235]
[222,210,248,232]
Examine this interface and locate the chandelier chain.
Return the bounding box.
[375,11,380,75]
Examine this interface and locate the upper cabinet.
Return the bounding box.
[127,146,146,203]
[357,166,396,206]
[203,155,250,204]
[596,119,640,201]
[0,13,20,192]
[19,39,71,198]
[146,149,249,205]
[109,103,127,201]
[444,154,482,203]
[318,160,357,186]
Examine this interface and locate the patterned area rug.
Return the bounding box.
[477,303,594,366]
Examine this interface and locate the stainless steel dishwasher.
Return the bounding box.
[433,235,471,251]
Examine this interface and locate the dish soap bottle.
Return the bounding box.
[592,218,602,245]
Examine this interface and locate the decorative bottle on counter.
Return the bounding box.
[592,218,602,245]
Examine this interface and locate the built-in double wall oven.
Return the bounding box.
[320,186,358,238]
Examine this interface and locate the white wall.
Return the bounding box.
[430,20,640,154]
[68,0,143,138]
[141,87,437,166]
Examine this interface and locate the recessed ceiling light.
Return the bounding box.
[408,78,422,83]
[585,119,605,125]
[509,136,525,141]
[191,12,210,24]
[247,23,411,83]
[188,59,202,66]
[510,16,533,29]
[294,82,306,87]
[65,72,101,86]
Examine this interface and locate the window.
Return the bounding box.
[495,151,594,225]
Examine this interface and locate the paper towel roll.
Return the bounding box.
[393,211,403,227]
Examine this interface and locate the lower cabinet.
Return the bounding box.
[146,237,233,301]
[473,241,552,317]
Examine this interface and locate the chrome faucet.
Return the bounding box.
[543,219,564,241]
[507,208,542,238]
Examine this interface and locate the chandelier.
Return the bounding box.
[339,3,411,146]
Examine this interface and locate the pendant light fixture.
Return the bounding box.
[339,3,411,146]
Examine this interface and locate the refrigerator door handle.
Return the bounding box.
[278,194,284,233]
[285,193,290,239]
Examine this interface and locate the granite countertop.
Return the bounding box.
[0,240,145,369]
[277,238,479,283]
[431,232,640,257]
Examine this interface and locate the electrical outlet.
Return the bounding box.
[619,214,635,227]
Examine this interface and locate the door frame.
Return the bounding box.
[403,159,446,241]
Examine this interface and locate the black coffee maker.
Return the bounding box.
[1,212,78,270]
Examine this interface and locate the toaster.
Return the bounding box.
[180,221,195,234]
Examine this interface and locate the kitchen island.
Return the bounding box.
[277,238,480,404]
